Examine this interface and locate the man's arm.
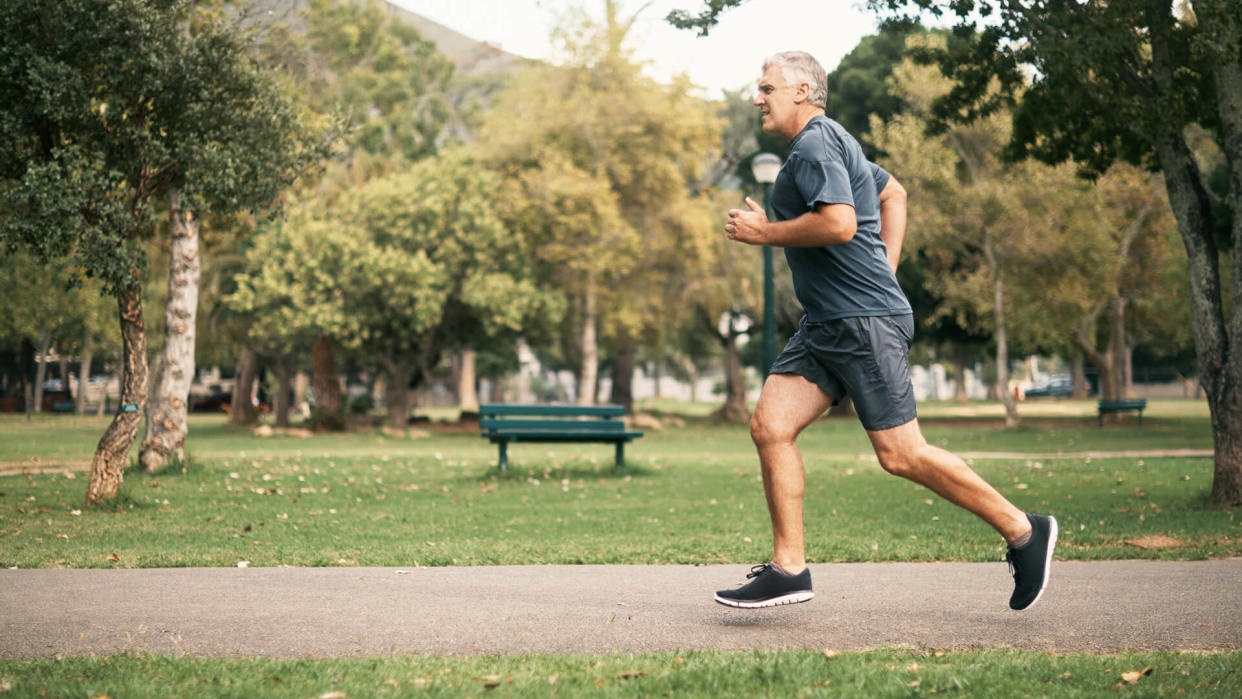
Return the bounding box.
[877,175,907,273]
[725,197,856,247]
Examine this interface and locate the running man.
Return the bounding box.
[716,51,1056,612]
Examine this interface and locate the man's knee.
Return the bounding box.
[750,411,797,447]
[876,448,917,478]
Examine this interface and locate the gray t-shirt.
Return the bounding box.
[769,115,911,321]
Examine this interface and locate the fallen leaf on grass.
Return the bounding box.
[1120,667,1153,684]
[822,649,841,659]
[106,553,120,563]
[615,671,647,680]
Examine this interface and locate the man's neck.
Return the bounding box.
[785,107,826,142]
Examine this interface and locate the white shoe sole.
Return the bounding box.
[1016,515,1058,611]
[713,591,814,609]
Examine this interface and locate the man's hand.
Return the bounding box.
[725,197,768,245]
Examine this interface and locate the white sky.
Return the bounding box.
[390,0,882,96]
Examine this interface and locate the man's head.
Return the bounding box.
[756,51,827,140]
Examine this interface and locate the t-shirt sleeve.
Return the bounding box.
[870,162,891,194]
[791,153,854,210]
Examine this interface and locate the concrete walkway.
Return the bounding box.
[2,559,1239,658]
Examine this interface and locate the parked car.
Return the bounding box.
[1024,376,1074,398]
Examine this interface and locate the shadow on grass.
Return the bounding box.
[122,451,206,480]
[83,490,151,514]
[461,460,660,483]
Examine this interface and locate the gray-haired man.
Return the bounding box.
[717,51,1056,611]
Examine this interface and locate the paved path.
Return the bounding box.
[3,559,1239,658]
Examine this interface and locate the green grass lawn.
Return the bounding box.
[1,401,1235,569]
[1,648,1240,698]
[2,402,1238,696]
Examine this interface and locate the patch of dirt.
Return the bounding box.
[1120,535,1188,550]
[0,460,91,477]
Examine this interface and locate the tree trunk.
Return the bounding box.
[1149,4,1242,502]
[385,361,415,429]
[688,361,699,404]
[457,349,479,413]
[230,345,259,426]
[57,355,70,395]
[32,327,50,414]
[76,337,93,414]
[294,371,309,415]
[609,328,635,413]
[989,257,1018,428]
[310,336,344,431]
[141,190,201,472]
[578,281,599,406]
[272,361,292,428]
[653,359,663,399]
[952,345,970,402]
[715,316,749,423]
[85,286,147,505]
[1106,295,1128,400]
[1071,354,1088,399]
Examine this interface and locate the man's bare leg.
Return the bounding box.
[866,419,1030,542]
[748,373,834,574]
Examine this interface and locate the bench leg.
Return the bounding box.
[1137,410,1143,427]
[498,440,509,471]
[615,442,624,470]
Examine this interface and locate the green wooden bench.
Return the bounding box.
[1098,398,1147,426]
[479,404,643,470]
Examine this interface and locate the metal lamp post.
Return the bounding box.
[751,152,782,377]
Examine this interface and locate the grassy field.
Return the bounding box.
[0,400,1235,569]
[1,648,1240,698]
[2,401,1238,696]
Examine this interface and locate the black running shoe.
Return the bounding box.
[714,563,814,608]
[1006,513,1058,611]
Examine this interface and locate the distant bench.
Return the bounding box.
[479,404,643,470]
[1098,398,1147,426]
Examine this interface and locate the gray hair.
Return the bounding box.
[762,51,827,110]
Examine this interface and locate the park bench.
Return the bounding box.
[1098,398,1147,426]
[479,403,643,470]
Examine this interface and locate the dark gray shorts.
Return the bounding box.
[770,314,917,431]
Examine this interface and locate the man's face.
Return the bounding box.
[754,65,802,139]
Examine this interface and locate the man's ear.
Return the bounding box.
[793,82,811,105]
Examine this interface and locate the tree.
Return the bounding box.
[230,150,559,429]
[0,252,110,414]
[480,1,723,409]
[0,0,323,503]
[247,0,453,427]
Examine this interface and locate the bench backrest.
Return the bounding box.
[1098,399,1147,409]
[480,404,625,418]
[479,404,628,434]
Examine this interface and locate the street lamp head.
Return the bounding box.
[751,152,782,185]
